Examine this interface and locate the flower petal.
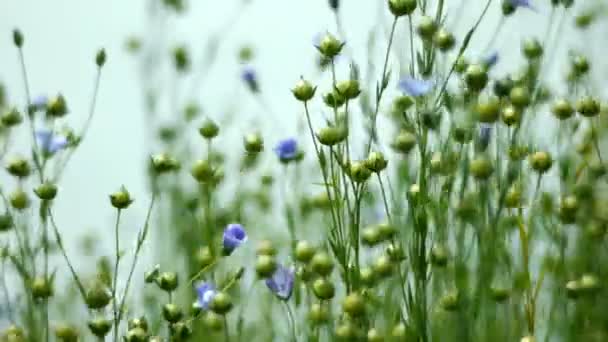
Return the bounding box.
[397,77,434,97]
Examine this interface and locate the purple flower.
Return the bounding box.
[31,95,48,110]
[35,129,68,154]
[483,51,499,68]
[398,77,433,97]
[241,65,259,92]
[478,123,492,152]
[195,282,217,310]
[222,223,247,255]
[274,138,298,161]
[265,264,295,301]
[510,0,534,10]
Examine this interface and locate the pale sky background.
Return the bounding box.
[0,0,606,284]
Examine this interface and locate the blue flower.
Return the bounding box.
[241,65,259,92]
[35,129,68,154]
[483,51,499,68]
[510,0,534,10]
[478,123,492,152]
[222,223,247,255]
[195,282,217,310]
[265,264,295,301]
[274,138,298,161]
[397,77,434,97]
[30,95,48,110]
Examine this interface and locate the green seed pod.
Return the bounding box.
[243,132,264,153]
[476,96,501,123]
[316,33,344,59]
[255,239,277,256]
[199,118,219,139]
[9,189,29,211]
[95,48,107,67]
[566,280,582,299]
[453,125,473,144]
[464,64,488,92]
[522,38,543,59]
[551,99,574,120]
[6,157,31,178]
[391,130,417,154]
[173,45,190,72]
[316,126,347,146]
[313,278,335,300]
[470,155,494,180]
[335,80,361,100]
[170,321,192,340]
[255,254,277,278]
[308,303,330,325]
[505,186,523,209]
[1,108,22,127]
[162,303,183,323]
[439,291,459,311]
[109,186,133,209]
[335,322,357,341]
[191,159,215,183]
[388,0,417,17]
[372,255,393,278]
[386,243,406,262]
[46,94,68,118]
[158,272,179,292]
[349,161,372,183]
[13,29,24,47]
[342,292,366,317]
[210,292,233,315]
[509,86,531,108]
[124,327,148,342]
[294,240,316,263]
[501,105,521,126]
[571,54,590,77]
[576,96,601,117]
[490,286,511,302]
[195,246,215,268]
[430,244,449,267]
[377,222,397,241]
[559,195,579,224]
[34,182,58,200]
[87,317,112,338]
[311,252,334,276]
[54,323,79,342]
[359,267,376,287]
[529,151,553,173]
[128,317,149,332]
[203,311,224,332]
[151,153,180,173]
[292,78,316,102]
[434,28,455,52]
[31,277,53,300]
[416,16,437,41]
[85,282,111,310]
[0,213,14,232]
[361,226,382,247]
[493,77,514,98]
[323,91,346,108]
[365,151,388,173]
[454,56,469,74]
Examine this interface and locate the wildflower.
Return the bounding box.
[195,282,217,310]
[265,264,295,300]
[483,51,499,68]
[35,129,68,155]
[397,77,433,97]
[510,0,534,9]
[222,223,247,255]
[274,138,298,161]
[241,65,259,92]
[30,95,48,112]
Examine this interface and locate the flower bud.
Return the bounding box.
[416,16,437,40]
[529,151,552,173]
[9,189,30,210]
[453,126,473,144]
[571,54,589,77]
[386,243,406,262]
[128,317,149,332]
[54,323,79,342]
[388,0,417,17]
[335,80,361,100]
[454,56,469,74]
[46,94,68,118]
[372,255,393,278]
[244,132,264,153]
[316,126,347,146]
[551,99,574,120]
[191,160,215,183]
[295,240,316,263]
[308,303,330,325]
[323,91,346,108]
[162,303,183,323]
[505,186,523,209]
[365,151,388,173]
[312,278,335,300]
[124,327,148,342]
[195,246,215,268]
[6,158,31,178]
[522,38,543,59]
[210,292,233,314]
[476,96,500,123]
[255,254,277,278]
[439,291,459,311]
[391,130,417,154]
[109,186,133,209]
[13,29,24,47]
[158,272,179,292]
[256,239,277,256]
[349,161,372,183]
[361,226,382,247]
[465,64,488,92]
[85,282,111,310]
[87,317,112,338]
[292,79,316,102]
[434,29,455,52]
[1,108,22,127]
[575,12,594,29]
[559,195,579,224]
[34,181,58,200]
[490,286,511,302]
[199,118,219,139]
[501,105,520,126]
[96,48,107,67]
[342,292,366,317]
[203,311,224,331]
[493,77,514,98]
[144,265,160,284]
[335,323,358,340]
[359,267,376,287]
[509,86,531,108]
[576,96,601,117]
[316,33,344,59]
[173,45,190,72]
[430,244,449,267]
[470,155,494,180]
[151,153,180,173]
[0,213,13,232]
[311,252,334,276]
[31,277,53,299]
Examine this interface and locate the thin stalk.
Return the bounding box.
[1,260,15,323]
[224,316,231,342]
[112,209,123,342]
[408,15,416,76]
[283,301,297,342]
[17,47,42,182]
[377,173,392,221]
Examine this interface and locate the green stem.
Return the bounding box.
[283,301,297,342]
[112,209,122,342]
